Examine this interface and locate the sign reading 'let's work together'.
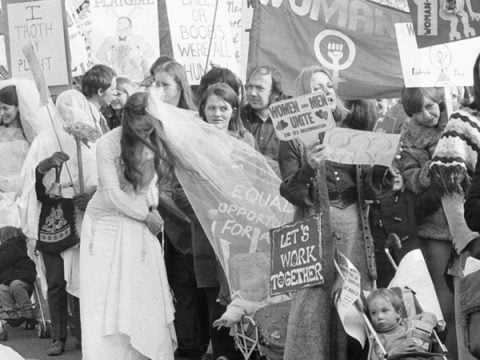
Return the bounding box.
[270,216,323,296]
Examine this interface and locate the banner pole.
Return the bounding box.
[204,0,219,72]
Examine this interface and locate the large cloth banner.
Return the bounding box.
[90,0,159,82]
[407,0,480,48]
[248,0,410,99]
[146,92,294,294]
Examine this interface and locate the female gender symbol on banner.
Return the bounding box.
[429,45,452,84]
[313,30,356,88]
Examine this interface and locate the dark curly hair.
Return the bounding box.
[120,92,173,191]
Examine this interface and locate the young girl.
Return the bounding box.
[199,82,255,148]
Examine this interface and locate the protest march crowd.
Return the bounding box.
[1,1,480,360]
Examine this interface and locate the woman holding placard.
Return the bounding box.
[278,65,376,360]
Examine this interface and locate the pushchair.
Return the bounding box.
[225,253,290,360]
[0,247,51,341]
[363,247,449,360]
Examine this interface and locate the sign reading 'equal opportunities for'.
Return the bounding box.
[4,0,70,86]
[269,92,335,145]
[270,216,323,296]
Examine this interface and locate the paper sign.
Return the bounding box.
[334,251,366,346]
[334,251,361,319]
[90,0,159,82]
[4,0,70,86]
[396,22,480,87]
[269,93,336,145]
[407,0,480,48]
[166,0,239,85]
[270,216,323,296]
[323,128,400,167]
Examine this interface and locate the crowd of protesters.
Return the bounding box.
[0,49,479,360]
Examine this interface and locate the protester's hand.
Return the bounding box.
[395,338,418,353]
[37,152,70,174]
[73,192,92,211]
[213,318,230,329]
[388,166,404,191]
[145,209,164,236]
[307,141,331,170]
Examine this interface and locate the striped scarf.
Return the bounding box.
[430,107,480,195]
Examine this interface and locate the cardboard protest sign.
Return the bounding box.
[396,22,480,87]
[407,0,480,48]
[166,0,239,85]
[3,0,70,87]
[323,128,400,167]
[90,0,159,82]
[270,216,323,296]
[269,93,336,145]
[249,0,410,98]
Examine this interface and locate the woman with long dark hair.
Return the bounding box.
[80,92,176,360]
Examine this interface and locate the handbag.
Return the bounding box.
[37,196,79,254]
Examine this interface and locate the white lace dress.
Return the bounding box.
[80,127,176,360]
[0,126,29,227]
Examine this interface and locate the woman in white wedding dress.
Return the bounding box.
[0,80,50,227]
[80,92,176,360]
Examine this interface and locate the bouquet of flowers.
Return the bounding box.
[64,121,101,192]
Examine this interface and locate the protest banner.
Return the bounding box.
[323,128,401,167]
[270,216,323,296]
[269,92,336,145]
[90,0,159,82]
[333,250,367,346]
[166,0,239,85]
[407,0,480,48]
[396,22,480,87]
[248,0,410,98]
[3,0,70,87]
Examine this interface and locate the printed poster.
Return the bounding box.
[90,0,159,82]
[396,22,480,87]
[407,0,480,48]
[166,0,239,85]
[4,0,70,86]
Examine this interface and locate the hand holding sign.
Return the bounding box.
[307,141,331,170]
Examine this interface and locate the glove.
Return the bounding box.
[73,192,93,211]
[37,151,70,174]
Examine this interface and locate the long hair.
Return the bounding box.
[470,52,480,110]
[197,67,244,106]
[120,92,173,191]
[343,99,377,131]
[199,82,245,137]
[154,61,197,111]
[294,65,348,123]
